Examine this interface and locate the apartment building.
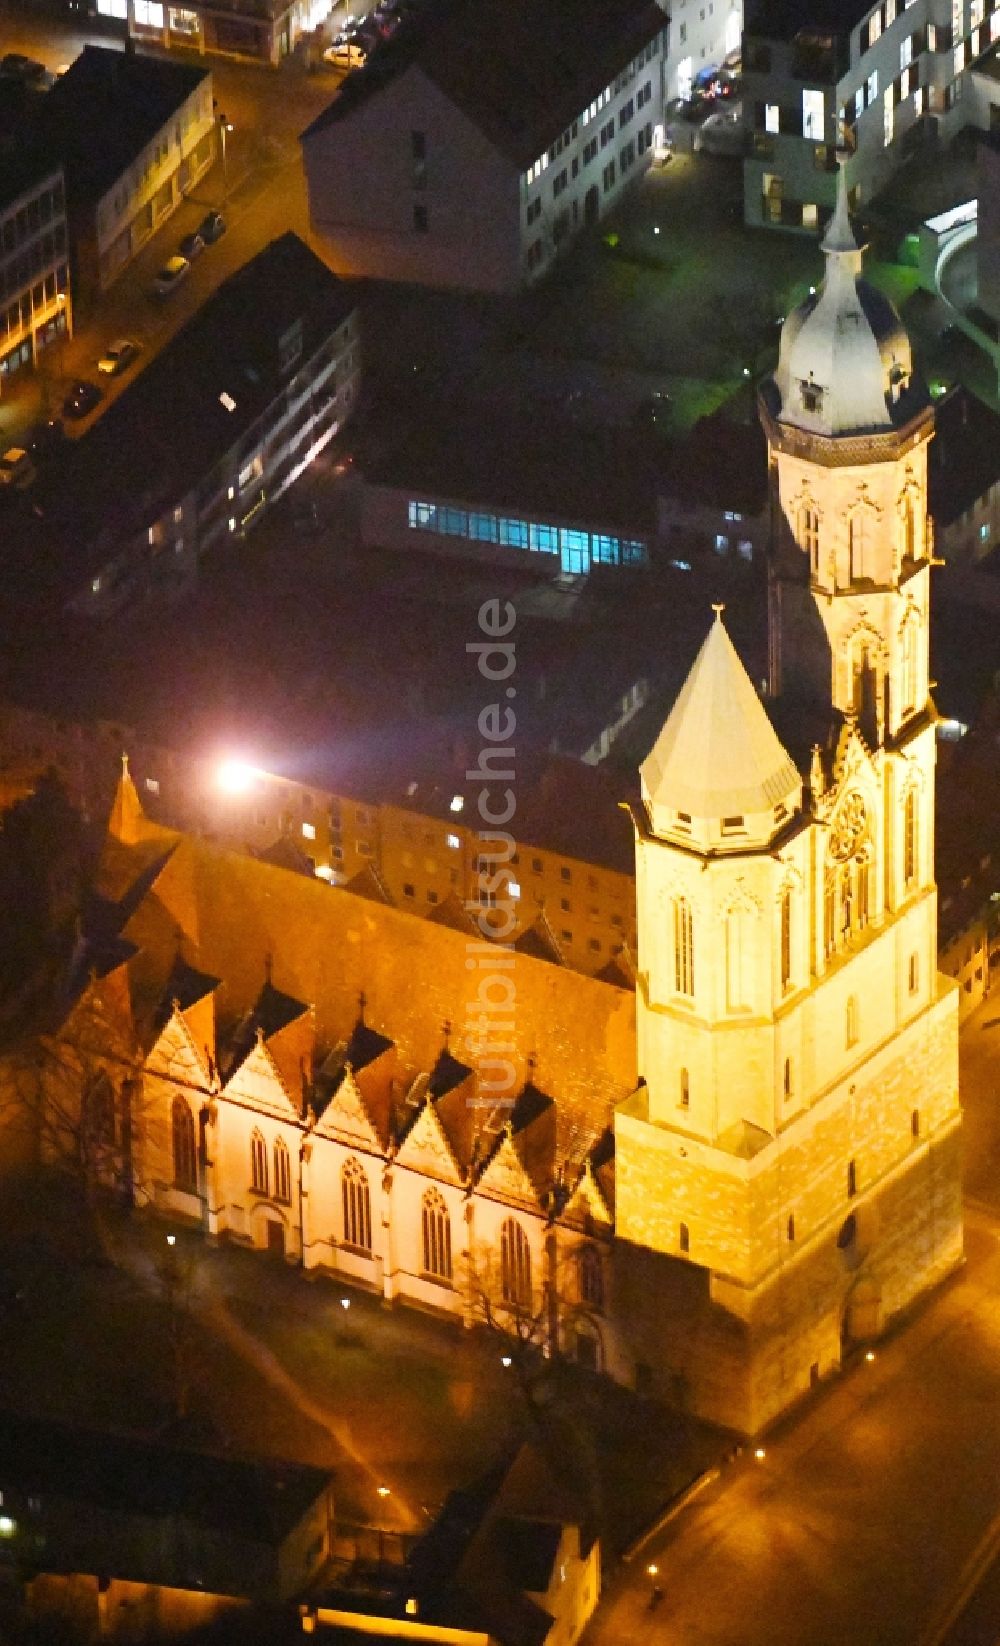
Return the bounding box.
[97,0,333,65]
[301,0,668,290]
[669,0,742,98]
[0,156,71,392]
[52,234,359,614]
[742,0,1000,231]
[33,46,215,298]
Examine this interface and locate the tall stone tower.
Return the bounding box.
[614,168,963,1435]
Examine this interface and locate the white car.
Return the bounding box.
[152,255,191,297]
[97,338,141,375]
[323,39,368,69]
[693,106,745,156]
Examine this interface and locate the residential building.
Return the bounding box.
[742,0,999,232]
[100,0,334,66]
[31,46,214,300]
[0,1411,334,1634]
[656,411,769,567]
[928,383,1000,563]
[0,152,71,393]
[668,0,742,98]
[34,233,359,614]
[301,0,668,291]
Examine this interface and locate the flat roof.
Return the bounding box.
[32,45,210,206]
[745,0,870,41]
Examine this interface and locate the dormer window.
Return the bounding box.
[722,815,745,834]
[800,380,823,414]
[675,811,692,832]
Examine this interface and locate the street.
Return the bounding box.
[0,6,346,445]
[585,997,1000,1646]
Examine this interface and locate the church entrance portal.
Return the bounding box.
[266,1219,286,1257]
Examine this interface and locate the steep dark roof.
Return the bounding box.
[496,1517,563,1593]
[33,45,209,206]
[222,978,309,1077]
[152,953,220,1031]
[0,1409,330,1541]
[304,0,665,167]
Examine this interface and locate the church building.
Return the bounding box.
[56,165,961,1437]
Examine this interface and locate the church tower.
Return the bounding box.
[614,167,962,1435]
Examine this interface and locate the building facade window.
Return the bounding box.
[273,1136,291,1204]
[904,789,918,887]
[500,1217,532,1309]
[848,512,869,581]
[780,888,793,991]
[250,1128,268,1195]
[578,1244,604,1310]
[680,1066,690,1108]
[679,1221,690,1254]
[847,1158,857,1197]
[342,1156,372,1252]
[802,506,819,573]
[421,1187,452,1280]
[172,1097,197,1190]
[673,895,695,997]
[846,994,859,1047]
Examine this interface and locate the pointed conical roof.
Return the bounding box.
[108,754,145,845]
[641,612,799,831]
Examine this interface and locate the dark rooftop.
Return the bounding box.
[745,0,869,41]
[25,233,356,591]
[928,385,1000,529]
[660,412,768,517]
[32,45,209,207]
[0,1408,331,1542]
[304,0,665,167]
[0,86,62,212]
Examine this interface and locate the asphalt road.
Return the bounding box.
[0,5,348,445]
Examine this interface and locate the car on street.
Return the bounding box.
[198,210,227,244]
[97,337,141,376]
[178,231,206,261]
[0,448,37,489]
[323,38,369,69]
[62,379,104,420]
[693,105,745,155]
[152,255,191,297]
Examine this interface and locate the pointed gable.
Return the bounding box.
[640,611,801,844]
[342,862,395,905]
[477,1127,544,1211]
[313,1064,385,1153]
[145,999,214,1091]
[221,1030,303,1121]
[514,911,564,965]
[561,1157,613,1229]
[395,1095,464,1185]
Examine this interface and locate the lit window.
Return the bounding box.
[219,391,236,412]
[765,103,780,133]
[450,795,464,813]
[145,777,160,795]
[0,1517,16,1538]
[302,822,316,840]
[883,85,893,145]
[446,832,461,849]
[509,880,521,898]
[867,69,878,102]
[802,88,824,140]
[900,33,912,65]
[91,576,101,594]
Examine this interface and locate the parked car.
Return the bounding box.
[198,210,227,244]
[694,106,745,156]
[178,231,206,261]
[323,38,368,69]
[62,379,103,419]
[97,337,141,376]
[152,255,191,297]
[0,447,37,489]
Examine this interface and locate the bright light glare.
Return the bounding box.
[166,1234,176,1247]
[501,1355,512,1368]
[647,1563,659,1577]
[754,1446,766,1461]
[340,1297,351,1310]
[217,758,258,795]
[377,1485,391,1498]
[865,1349,876,1362]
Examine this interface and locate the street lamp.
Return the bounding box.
[216,108,234,204]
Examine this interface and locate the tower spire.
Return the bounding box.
[820,152,858,260]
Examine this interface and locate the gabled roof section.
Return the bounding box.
[302,0,666,170]
[561,1157,613,1228]
[426,891,483,936]
[640,610,800,837]
[342,862,396,905]
[477,1125,544,1210]
[151,953,220,1036]
[253,835,316,877]
[313,1064,385,1153]
[221,979,311,1084]
[514,910,564,965]
[395,1093,464,1184]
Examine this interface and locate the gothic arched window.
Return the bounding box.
[725,906,750,1011]
[421,1188,452,1280]
[902,492,917,561]
[673,896,694,997]
[172,1097,197,1191]
[342,1157,372,1252]
[679,1067,690,1108]
[904,789,918,888]
[500,1218,532,1309]
[848,512,869,582]
[273,1136,291,1205]
[250,1128,268,1196]
[801,506,820,575]
[901,616,918,716]
[86,1074,116,1147]
[578,1245,604,1311]
[780,889,793,992]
